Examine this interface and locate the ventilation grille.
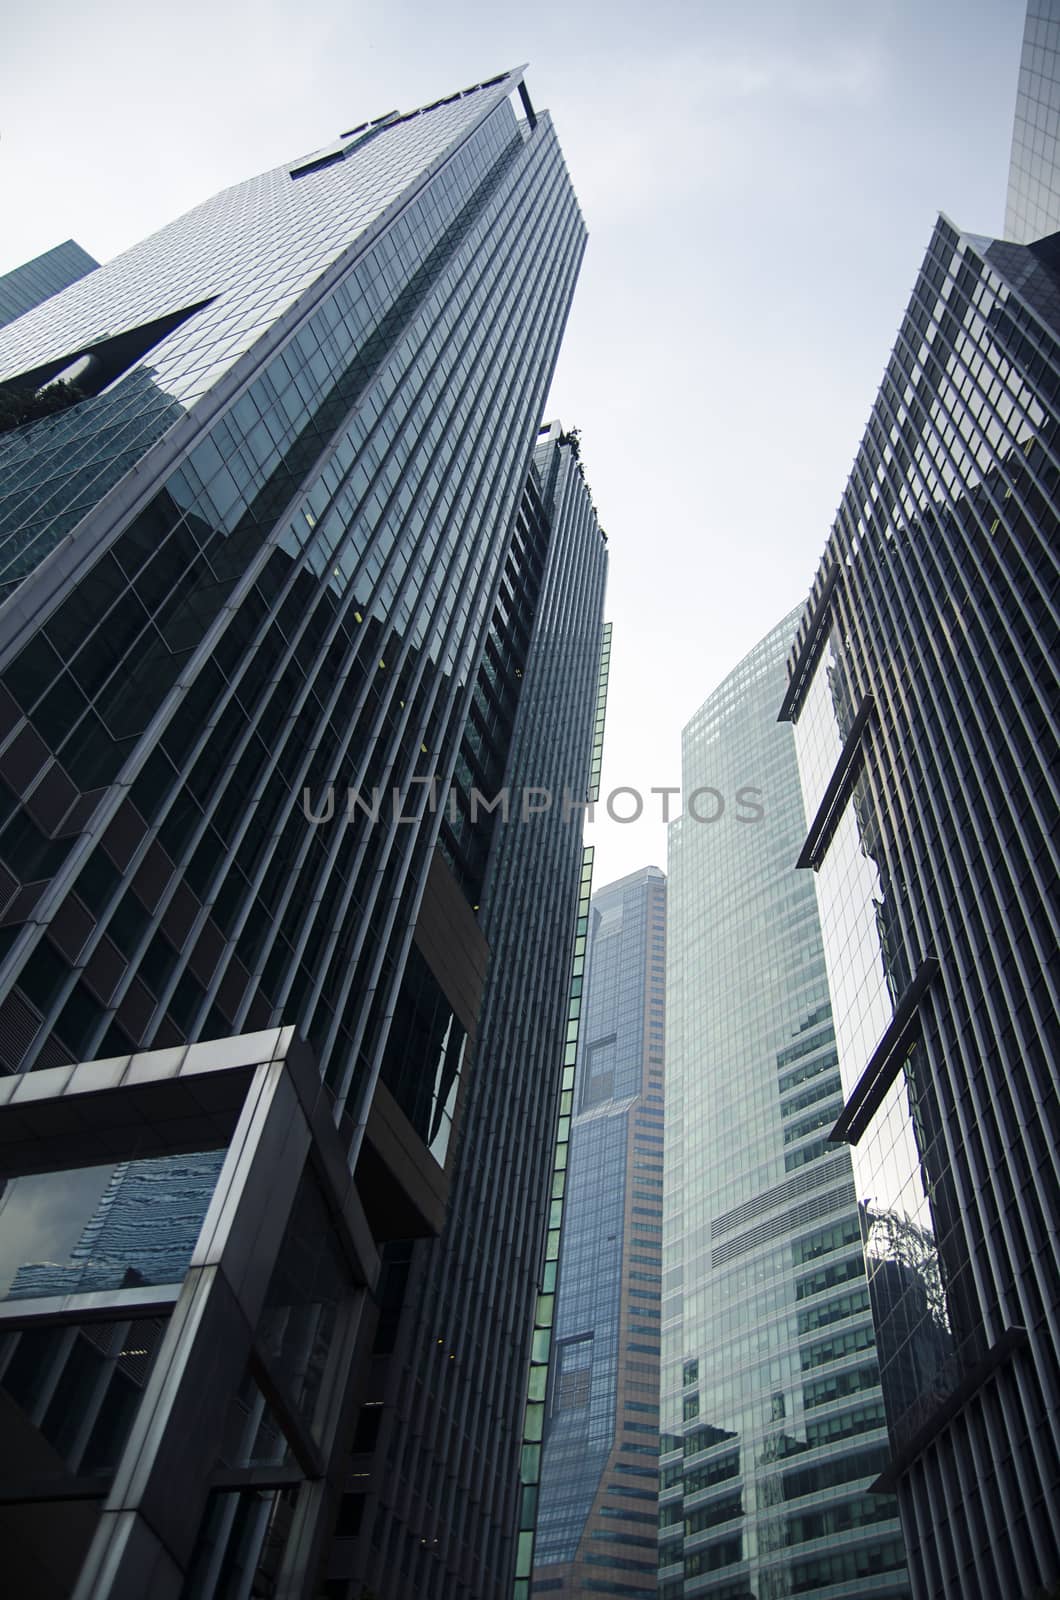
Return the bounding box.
[117,1318,165,1387]
[711,1183,857,1267]
[712,1153,850,1237]
[35,1031,74,1070]
[0,987,42,1071]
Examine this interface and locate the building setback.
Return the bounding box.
[660,612,910,1599]
[532,863,666,1600]
[780,215,1060,1599]
[0,69,605,1600]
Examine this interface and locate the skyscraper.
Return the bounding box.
[660,613,910,1599]
[531,863,666,1600]
[0,240,97,330]
[780,215,1060,1598]
[1006,0,1060,242]
[331,422,609,1600]
[0,69,605,1600]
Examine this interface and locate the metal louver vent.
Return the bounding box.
[0,987,42,1072]
[117,1318,165,1387]
[711,1184,857,1267]
[711,1154,850,1237]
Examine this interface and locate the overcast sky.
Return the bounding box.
[1,0,1027,888]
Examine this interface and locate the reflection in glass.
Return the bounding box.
[661,614,910,1596]
[426,1013,466,1167]
[378,943,469,1167]
[793,633,957,1457]
[0,1150,226,1302]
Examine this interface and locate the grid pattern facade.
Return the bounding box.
[0,241,97,331]
[661,613,909,1600]
[332,426,608,1600]
[1006,0,1060,243]
[532,864,666,1600]
[0,72,585,1146]
[0,81,528,592]
[782,215,1060,1599]
[0,72,597,1599]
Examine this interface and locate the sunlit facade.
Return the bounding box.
[782,215,1060,1598]
[660,613,910,1599]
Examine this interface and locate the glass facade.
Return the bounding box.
[531,863,666,1599]
[332,423,608,1600]
[782,216,1060,1598]
[0,240,97,330]
[661,612,910,1599]
[1006,0,1060,243]
[0,71,605,1600]
[2,1150,226,1299]
[0,68,584,1129]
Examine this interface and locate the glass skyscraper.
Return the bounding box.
[532,863,666,1600]
[1006,0,1060,242]
[0,69,607,1600]
[0,240,97,330]
[781,215,1060,1598]
[332,421,609,1600]
[660,613,910,1599]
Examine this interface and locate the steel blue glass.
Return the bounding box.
[534,865,666,1599]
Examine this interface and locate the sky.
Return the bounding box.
[0,0,1028,889]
